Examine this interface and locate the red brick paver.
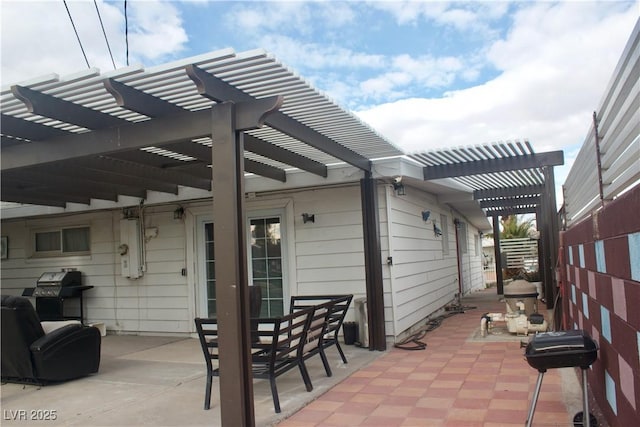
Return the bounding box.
[278,289,579,427]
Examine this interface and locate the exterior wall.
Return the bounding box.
[0,207,192,335]
[384,185,485,338]
[0,180,483,343]
[0,184,375,336]
[559,185,640,427]
[458,222,485,296]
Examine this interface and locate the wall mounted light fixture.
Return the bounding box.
[301,213,315,224]
[433,222,443,237]
[421,210,431,222]
[392,177,406,196]
[173,206,185,220]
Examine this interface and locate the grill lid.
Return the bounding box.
[36,270,81,287]
[525,330,598,371]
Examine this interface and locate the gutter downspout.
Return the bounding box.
[384,185,399,340]
[454,218,463,296]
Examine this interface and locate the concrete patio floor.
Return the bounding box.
[1,330,379,426]
[1,288,606,426]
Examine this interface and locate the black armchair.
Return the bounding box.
[1,295,101,384]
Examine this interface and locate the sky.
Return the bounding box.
[1,0,638,205]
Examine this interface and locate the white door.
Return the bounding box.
[197,210,288,317]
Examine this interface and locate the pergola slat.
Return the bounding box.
[0,113,69,140]
[474,185,544,199]
[480,196,541,209]
[185,64,371,172]
[485,207,538,216]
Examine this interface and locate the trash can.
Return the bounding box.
[343,321,357,345]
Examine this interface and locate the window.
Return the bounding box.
[458,221,468,254]
[33,226,90,256]
[440,214,449,255]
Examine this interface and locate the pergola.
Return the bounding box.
[1,49,402,426]
[408,141,564,309]
[2,48,565,425]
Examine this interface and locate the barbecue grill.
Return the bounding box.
[524,330,598,427]
[22,270,93,322]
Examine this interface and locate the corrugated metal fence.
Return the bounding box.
[563,21,639,226]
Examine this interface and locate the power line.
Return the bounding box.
[94,0,116,70]
[63,0,90,68]
[124,0,129,66]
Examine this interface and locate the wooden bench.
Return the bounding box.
[195,306,314,413]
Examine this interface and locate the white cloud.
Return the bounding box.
[368,0,509,34]
[1,0,187,86]
[225,2,315,35]
[356,54,465,101]
[356,2,638,157]
[258,34,386,71]
[126,0,188,62]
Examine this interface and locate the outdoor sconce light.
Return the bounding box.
[392,177,406,196]
[173,206,185,220]
[301,213,315,224]
[433,222,442,237]
[421,210,431,222]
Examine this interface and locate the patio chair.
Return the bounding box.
[194,306,314,413]
[1,295,101,384]
[290,294,353,368]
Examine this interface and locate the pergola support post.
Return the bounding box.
[211,101,254,427]
[360,172,386,351]
[492,215,504,295]
[542,167,559,315]
[210,96,282,427]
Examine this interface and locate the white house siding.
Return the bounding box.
[1,181,480,340]
[0,207,191,335]
[285,185,388,328]
[457,223,485,296]
[384,185,485,338]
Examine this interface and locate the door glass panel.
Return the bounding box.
[204,223,216,316]
[203,217,284,318]
[250,217,283,317]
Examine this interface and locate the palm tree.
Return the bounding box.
[486,215,538,280]
[486,215,535,240]
[500,215,535,239]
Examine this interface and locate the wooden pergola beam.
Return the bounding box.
[424,151,564,180]
[185,64,372,172]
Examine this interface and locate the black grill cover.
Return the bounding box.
[525,330,598,372]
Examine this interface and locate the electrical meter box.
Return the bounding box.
[119,218,143,279]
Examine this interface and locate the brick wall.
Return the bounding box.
[559,185,639,426]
